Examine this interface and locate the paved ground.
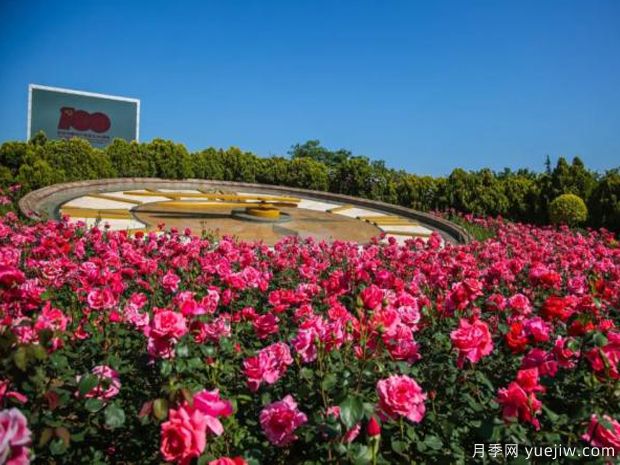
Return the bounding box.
[58,187,436,245]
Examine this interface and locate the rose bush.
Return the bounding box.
[0,212,619,464]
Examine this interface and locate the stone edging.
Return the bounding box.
[19,178,472,244]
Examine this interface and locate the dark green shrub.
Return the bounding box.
[549,193,588,226]
[33,139,116,181]
[284,157,329,191]
[192,148,226,180]
[143,139,194,179]
[106,139,156,178]
[588,170,620,231]
[16,158,66,192]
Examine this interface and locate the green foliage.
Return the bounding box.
[289,140,351,168]
[106,139,156,178]
[17,158,66,192]
[283,157,329,191]
[0,136,618,231]
[143,139,194,179]
[549,193,588,226]
[588,170,620,231]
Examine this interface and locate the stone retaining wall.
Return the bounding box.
[19,178,472,244]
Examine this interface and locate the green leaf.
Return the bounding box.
[104,404,126,429]
[85,398,104,413]
[78,374,99,397]
[339,395,364,429]
[391,439,408,454]
[423,434,443,450]
[160,361,173,376]
[351,445,373,465]
[50,438,68,455]
[13,346,28,371]
[30,343,48,360]
[321,373,337,391]
[153,398,169,420]
[542,404,559,423]
[176,344,189,358]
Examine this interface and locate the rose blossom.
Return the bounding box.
[161,270,181,294]
[209,458,247,465]
[376,375,426,423]
[243,342,293,391]
[150,310,188,340]
[450,318,494,368]
[497,382,542,430]
[582,414,620,453]
[360,285,384,310]
[260,395,307,447]
[193,389,234,436]
[160,405,208,465]
[86,288,117,310]
[0,408,31,465]
[252,313,280,339]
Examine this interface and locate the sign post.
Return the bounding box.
[27,84,140,147]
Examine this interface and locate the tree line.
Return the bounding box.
[0,135,618,231]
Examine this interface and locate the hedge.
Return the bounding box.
[0,136,618,232]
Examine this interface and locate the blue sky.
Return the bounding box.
[1,0,619,176]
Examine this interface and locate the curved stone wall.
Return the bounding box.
[19,178,472,244]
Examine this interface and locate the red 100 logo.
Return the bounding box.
[58,107,111,133]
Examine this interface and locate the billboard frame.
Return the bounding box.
[27,84,140,142]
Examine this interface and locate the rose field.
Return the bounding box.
[1,209,620,464]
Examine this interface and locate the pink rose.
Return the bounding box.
[0,266,25,288]
[209,457,247,465]
[0,381,27,405]
[450,318,494,368]
[360,285,384,310]
[376,375,426,423]
[243,342,293,391]
[150,310,188,340]
[507,293,532,315]
[0,408,31,465]
[86,288,117,310]
[193,389,233,436]
[162,270,181,294]
[160,405,208,465]
[200,289,220,314]
[260,395,307,447]
[582,414,620,453]
[290,328,318,363]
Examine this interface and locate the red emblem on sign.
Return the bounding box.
[58,107,111,133]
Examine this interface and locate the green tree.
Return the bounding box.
[549,193,588,226]
[17,158,66,192]
[0,141,34,175]
[588,170,620,231]
[106,139,156,178]
[192,148,226,180]
[289,140,350,168]
[33,139,116,181]
[284,157,329,191]
[144,139,194,179]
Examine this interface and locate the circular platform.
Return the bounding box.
[19,179,470,245]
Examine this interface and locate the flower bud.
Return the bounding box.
[367,417,381,437]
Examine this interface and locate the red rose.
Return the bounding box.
[582,414,620,453]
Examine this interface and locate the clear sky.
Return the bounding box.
[1,0,619,176]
